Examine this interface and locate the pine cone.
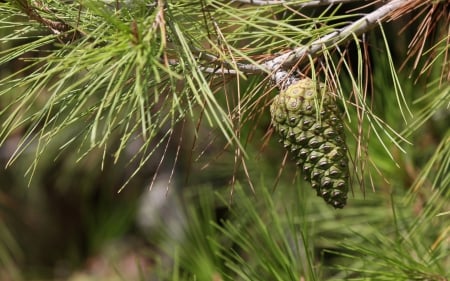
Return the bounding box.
[270,78,349,208]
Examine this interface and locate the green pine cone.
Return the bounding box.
[270,78,349,208]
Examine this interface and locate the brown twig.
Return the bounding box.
[262,0,409,83]
[202,0,412,86]
[14,0,82,41]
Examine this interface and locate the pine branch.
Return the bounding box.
[205,0,410,87]
[7,0,410,88]
[0,0,434,190]
[264,0,408,81]
[9,0,83,40]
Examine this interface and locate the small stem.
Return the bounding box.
[13,0,82,40]
[204,0,410,85]
[261,0,409,70]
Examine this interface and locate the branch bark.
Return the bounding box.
[264,0,409,85]
[205,0,409,87]
[12,0,83,41]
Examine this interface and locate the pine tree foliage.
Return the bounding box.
[1,0,439,187]
[0,0,449,279]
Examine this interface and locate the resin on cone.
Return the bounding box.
[270,78,349,208]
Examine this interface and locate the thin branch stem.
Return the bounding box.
[264,0,409,84]
[205,0,409,86]
[12,0,83,41]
